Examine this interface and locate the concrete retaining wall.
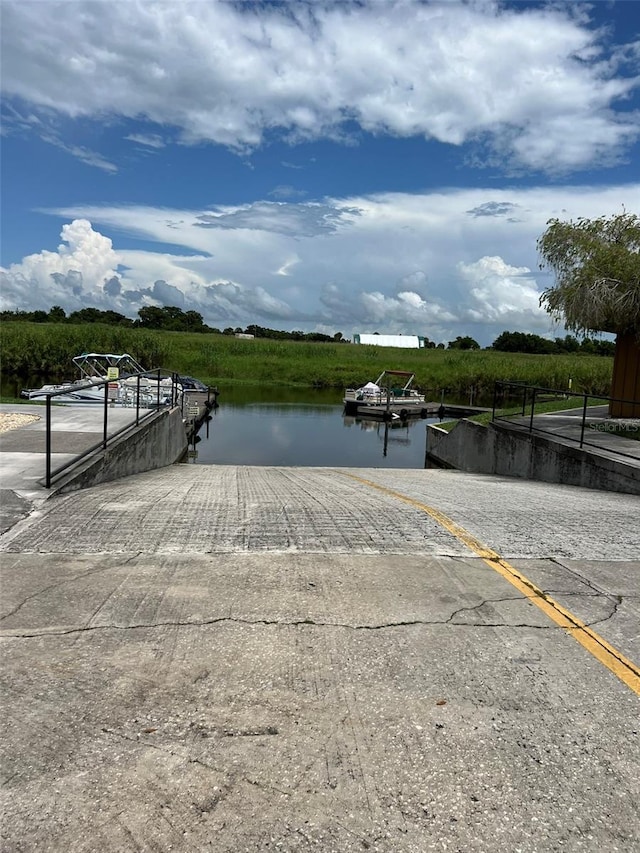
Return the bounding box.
[426,419,640,495]
[53,407,188,494]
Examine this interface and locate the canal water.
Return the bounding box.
[0,374,445,468]
[188,385,441,468]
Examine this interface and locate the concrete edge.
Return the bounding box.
[0,489,33,535]
[425,418,640,495]
[49,407,189,495]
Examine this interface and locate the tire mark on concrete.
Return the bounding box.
[0,556,140,622]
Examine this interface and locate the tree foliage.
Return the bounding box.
[537,212,640,336]
[448,335,480,350]
[48,305,67,322]
[68,308,133,326]
[491,330,614,356]
[136,305,208,332]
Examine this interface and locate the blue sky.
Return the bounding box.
[1,0,638,345]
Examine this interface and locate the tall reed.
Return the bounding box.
[0,322,614,398]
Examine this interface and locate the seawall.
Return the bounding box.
[426,419,640,496]
[53,406,188,494]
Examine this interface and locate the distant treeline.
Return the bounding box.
[440,333,613,355]
[490,331,615,356]
[0,305,345,343]
[0,305,615,355]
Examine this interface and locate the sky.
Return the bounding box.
[1,0,639,347]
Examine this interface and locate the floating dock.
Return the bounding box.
[344,400,491,420]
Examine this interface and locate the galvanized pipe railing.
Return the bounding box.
[41,366,182,488]
[491,381,639,460]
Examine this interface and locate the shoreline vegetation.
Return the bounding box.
[0,322,614,401]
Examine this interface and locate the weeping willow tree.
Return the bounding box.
[538,212,640,417]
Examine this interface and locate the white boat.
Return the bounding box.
[343,370,426,415]
[22,353,182,407]
[23,378,105,404]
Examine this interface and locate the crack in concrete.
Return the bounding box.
[547,557,619,597]
[445,594,526,624]
[3,552,630,640]
[0,595,606,639]
[0,554,142,622]
[477,555,630,634]
[579,594,623,629]
[538,585,626,630]
[542,588,627,611]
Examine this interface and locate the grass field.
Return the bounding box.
[0,321,614,400]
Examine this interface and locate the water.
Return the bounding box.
[1,375,445,467]
[188,386,440,468]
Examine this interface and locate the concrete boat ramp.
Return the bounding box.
[0,409,639,852]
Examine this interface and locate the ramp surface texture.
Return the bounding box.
[1,466,638,853]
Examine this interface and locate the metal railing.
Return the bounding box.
[491,381,640,461]
[43,368,183,487]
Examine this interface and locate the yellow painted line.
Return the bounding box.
[338,471,640,695]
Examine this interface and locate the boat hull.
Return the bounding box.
[24,378,180,408]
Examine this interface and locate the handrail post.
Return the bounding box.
[45,395,52,488]
[529,387,536,433]
[521,384,527,417]
[103,380,109,448]
[579,392,589,447]
[157,369,161,410]
[136,374,141,425]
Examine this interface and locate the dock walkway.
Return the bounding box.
[509,404,640,462]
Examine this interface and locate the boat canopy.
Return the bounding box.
[72,353,145,378]
[373,370,416,390]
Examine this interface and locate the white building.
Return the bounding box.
[353,334,426,349]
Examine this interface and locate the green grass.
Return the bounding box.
[0,396,41,405]
[1,321,614,401]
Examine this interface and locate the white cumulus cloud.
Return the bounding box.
[0,220,122,311]
[1,0,638,172]
[459,256,547,327]
[359,290,455,326]
[4,182,638,343]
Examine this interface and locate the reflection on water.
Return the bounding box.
[344,413,413,458]
[189,392,441,468]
